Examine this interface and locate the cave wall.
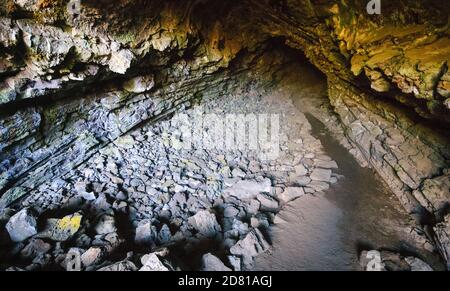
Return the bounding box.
[0,0,449,266]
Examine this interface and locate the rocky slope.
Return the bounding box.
[0,0,449,270]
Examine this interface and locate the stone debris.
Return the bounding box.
[224,178,272,200]
[359,250,434,271]
[256,194,279,212]
[139,253,170,271]
[94,215,117,235]
[97,260,138,271]
[20,239,51,259]
[188,210,222,238]
[81,247,103,267]
[310,168,332,182]
[279,187,304,203]
[230,229,270,270]
[0,33,344,270]
[37,213,82,242]
[123,75,155,93]
[135,220,156,245]
[201,253,232,271]
[6,208,37,242]
[404,257,433,271]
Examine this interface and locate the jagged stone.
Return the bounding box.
[230,228,270,270]
[139,253,170,271]
[224,178,272,200]
[37,213,82,242]
[81,247,103,267]
[134,220,156,245]
[188,210,221,238]
[6,208,37,242]
[94,215,117,235]
[201,253,231,271]
[109,49,134,74]
[405,257,433,271]
[310,169,332,182]
[279,187,304,203]
[97,260,138,271]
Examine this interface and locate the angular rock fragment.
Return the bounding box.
[135,220,156,245]
[315,160,338,169]
[97,260,138,271]
[109,49,134,74]
[123,75,155,93]
[201,253,231,271]
[256,194,279,212]
[139,253,170,271]
[230,228,270,270]
[310,168,332,182]
[224,178,271,200]
[405,257,433,271]
[20,239,51,259]
[37,213,82,241]
[188,210,221,238]
[81,247,104,267]
[279,187,304,203]
[6,208,37,242]
[94,214,117,235]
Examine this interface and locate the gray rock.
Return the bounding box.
[405,257,433,271]
[94,215,117,235]
[227,255,241,271]
[231,168,246,178]
[97,260,138,271]
[6,208,37,242]
[315,160,338,169]
[279,187,304,203]
[294,164,308,176]
[188,210,221,238]
[108,49,134,74]
[81,247,103,267]
[230,228,270,270]
[224,205,239,218]
[139,253,170,271]
[123,75,155,93]
[310,168,332,182]
[296,176,311,186]
[308,180,330,192]
[20,238,51,259]
[37,213,83,242]
[224,178,271,200]
[135,220,156,245]
[201,253,231,271]
[157,224,172,244]
[256,194,279,212]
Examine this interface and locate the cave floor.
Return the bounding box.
[2,51,432,271]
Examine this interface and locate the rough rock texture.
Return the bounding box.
[0,0,449,270]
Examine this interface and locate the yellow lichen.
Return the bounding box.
[57,214,82,231]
